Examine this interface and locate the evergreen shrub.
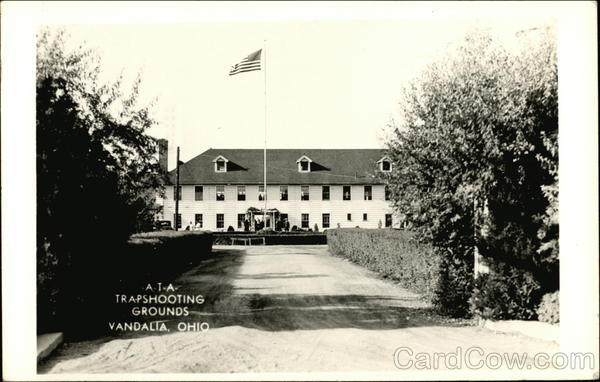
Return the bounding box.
[470,262,542,320]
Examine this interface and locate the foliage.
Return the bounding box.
[434,246,474,317]
[470,262,542,320]
[327,229,440,303]
[535,128,559,273]
[384,27,558,318]
[536,290,560,324]
[131,230,213,239]
[36,28,165,333]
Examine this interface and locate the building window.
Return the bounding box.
[322,213,330,228]
[363,213,368,221]
[216,159,226,172]
[258,185,265,201]
[173,186,181,201]
[216,185,225,201]
[216,214,224,229]
[280,185,288,201]
[364,185,372,200]
[195,186,203,201]
[347,213,352,221]
[237,214,245,229]
[381,160,391,172]
[195,214,203,228]
[301,213,309,228]
[237,185,246,201]
[301,185,310,201]
[343,186,351,200]
[299,160,310,172]
[385,185,391,201]
[174,213,182,229]
[385,214,392,228]
[297,155,312,172]
[322,185,330,200]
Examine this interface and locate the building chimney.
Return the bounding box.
[158,138,168,174]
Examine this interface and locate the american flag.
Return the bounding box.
[229,49,262,76]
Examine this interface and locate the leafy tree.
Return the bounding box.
[384,27,558,318]
[36,29,165,333]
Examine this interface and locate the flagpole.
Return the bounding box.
[175,146,180,231]
[263,40,268,228]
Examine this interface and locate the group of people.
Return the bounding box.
[183,216,291,232]
[184,221,203,231]
[242,217,291,232]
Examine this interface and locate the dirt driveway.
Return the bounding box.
[41,245,558,374]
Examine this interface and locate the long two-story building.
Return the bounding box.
[158,144,400,231]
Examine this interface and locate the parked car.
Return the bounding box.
[154,220,173,230]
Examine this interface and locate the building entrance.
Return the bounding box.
[245,207,283,231]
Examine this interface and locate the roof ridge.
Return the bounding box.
[169,148,389,185]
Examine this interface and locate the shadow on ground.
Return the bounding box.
[38,248,245,372]
[180,292,468,331]
[107,246,470,337]
[39,246,472,373]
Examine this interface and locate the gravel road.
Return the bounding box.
[40,245,559,374]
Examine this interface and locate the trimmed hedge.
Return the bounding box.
[38,230,212,337]
[213,231,327,245]
[326,228,440,303]
[122,231,213,280]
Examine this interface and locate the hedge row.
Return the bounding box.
[38,231,212,337]
[121,231,213,281]
[326,228,440,302]
[213,231,327,245]
[212,230,326,235]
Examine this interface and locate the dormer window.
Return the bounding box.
[212,155,229,173]
[377,156,392,172]
[296,155,313,173]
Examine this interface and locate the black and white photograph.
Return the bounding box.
[1,1,598,380]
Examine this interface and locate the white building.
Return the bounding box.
[157,144,400,231]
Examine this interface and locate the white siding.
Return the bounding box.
[161,184,401,231]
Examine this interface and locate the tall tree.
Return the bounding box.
[36,29,165,332]
[385,27,558,318]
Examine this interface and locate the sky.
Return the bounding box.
[55,7,556,168]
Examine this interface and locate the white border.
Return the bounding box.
[2,1,598,380]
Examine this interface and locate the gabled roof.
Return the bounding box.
[296,154,313,163]
[169,149,387,185]
[212,155,229,162]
